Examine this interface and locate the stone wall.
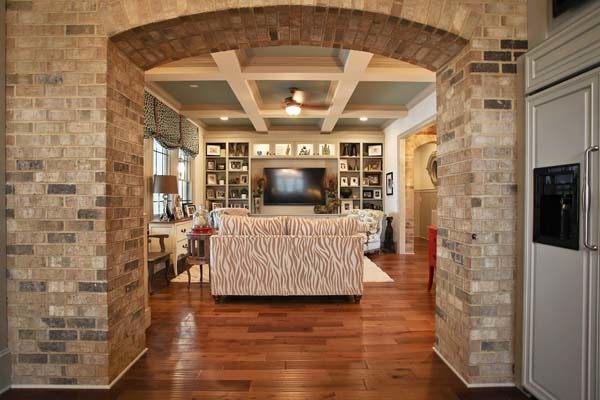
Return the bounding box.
[435,2,526,384]
[403,126,436,254]
[5,0,526,386]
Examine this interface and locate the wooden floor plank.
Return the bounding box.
[1,239,526,400]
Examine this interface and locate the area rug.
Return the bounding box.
[171,257,393,283]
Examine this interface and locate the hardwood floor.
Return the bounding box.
[2,239,526,400]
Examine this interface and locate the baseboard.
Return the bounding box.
[10,347,148,390]
[433,347,516,389]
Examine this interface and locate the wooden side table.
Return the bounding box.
[427,226,437,291]
[185,232,214,288]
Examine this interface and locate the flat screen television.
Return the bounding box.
[263,168,326,205]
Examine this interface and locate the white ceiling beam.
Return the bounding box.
[211,51,268,133]
[342,105,408,119]
[320,50,373,133]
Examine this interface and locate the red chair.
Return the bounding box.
[427,226,437,291]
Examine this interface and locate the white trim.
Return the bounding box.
[433,347,516,389]
[11,348,148,390]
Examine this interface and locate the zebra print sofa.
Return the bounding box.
[210,215,364,303]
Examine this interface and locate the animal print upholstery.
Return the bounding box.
[210,235,363,296]
[219,215,286,236]
[287,217,358,236]
[209,208,250,230]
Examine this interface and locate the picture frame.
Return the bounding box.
[363,189,374,199]
[212,202,223,211]
[341,200,353,214]
[240,175,249,184]
[174,206,184,220]
[367,144,383,157]
[206,188,215,199]
[350,177,359,187]
[218,178,225,185]
[207,173,217,185]
[206,144,221,156]
[296,144,313,156]
[215,190,225,199]
[374,189,382,199]
[184,203,196,217]
[275,144,292,156]
[229,160,243,171]
[217,163,226,170]
[386,172,394,196]
[368,174,381,186]
[319,143,335,156]
[230,189,239,198]
[341,177,349,187]
[207,160,216,170]
[339,160,348,171]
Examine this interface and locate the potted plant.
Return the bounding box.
[240,188,248,199]
[340,187,352,199]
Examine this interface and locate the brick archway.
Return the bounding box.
[6,1,526,389]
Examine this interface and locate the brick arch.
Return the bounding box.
[108,6,470,71]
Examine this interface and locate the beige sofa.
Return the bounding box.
[210,216,364,303]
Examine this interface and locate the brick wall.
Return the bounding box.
[5,0,526,386]
[435,2,526,384]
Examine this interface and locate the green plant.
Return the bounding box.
[340,187,352,199]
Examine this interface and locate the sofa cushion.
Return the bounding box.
[209,207,250,230]
[219,215,286,236]
[287,217,357,236]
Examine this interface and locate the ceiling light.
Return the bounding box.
[285,103,302,116]
[219,116,229,121]
[189,84,199,88]
[360,116,368,122]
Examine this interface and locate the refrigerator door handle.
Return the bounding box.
[583,144,599,251]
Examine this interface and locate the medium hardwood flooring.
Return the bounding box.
[3,239,526,400]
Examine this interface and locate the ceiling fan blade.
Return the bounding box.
[302,104,329,110]
[291,90,305,104]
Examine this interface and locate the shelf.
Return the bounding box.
[339,156,361,159]
[229,198,249,201]
[363,156,383,159]
[228,184,249,187]
[250,155,338,160]
[363,170,383,173]
[229,170,249,173]
[206,184,226,187]
[363,185,383,188]
[206,155,226,159]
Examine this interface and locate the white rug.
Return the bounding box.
[171,257,393,284]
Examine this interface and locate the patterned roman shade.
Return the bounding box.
[144,91,199,157]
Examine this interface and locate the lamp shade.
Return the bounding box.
[153,175,178,194]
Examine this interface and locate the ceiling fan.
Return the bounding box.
[282,87,327,116]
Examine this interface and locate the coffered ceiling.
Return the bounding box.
[145,46,435,133]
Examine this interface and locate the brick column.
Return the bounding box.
[434,2,527,384]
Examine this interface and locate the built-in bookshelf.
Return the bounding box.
[205,141,250,211]
[338,141,384,213]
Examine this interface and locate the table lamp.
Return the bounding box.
[153,175,178,221]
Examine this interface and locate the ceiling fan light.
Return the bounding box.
[285,104,302,116]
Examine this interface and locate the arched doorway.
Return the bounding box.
[6,2,526,388]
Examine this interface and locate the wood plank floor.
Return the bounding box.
[2,239,526,400]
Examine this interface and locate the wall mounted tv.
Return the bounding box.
[263,168,326,205]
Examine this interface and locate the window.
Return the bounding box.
[153,140,171,216]
[178,149,192,204]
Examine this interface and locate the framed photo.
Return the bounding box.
[374,189,382,199]
[350,177,359,187]
[212,202,223,211]
[275,144,292,156]
[339,160,348,171]
[215,190,225,199]
[362,177,369,186]
[363,189,374,199]
[206,188,215,199]
[206,144,221,156]
[319,143,335,156]
[365,159,382,171]
[230,189,239,198]
[184,204,196,217]
[207,173,217,185]
[386,172,394,196]
[297,144,313,156]
[367,144,382,157]
[207,160,216,170]
[229,160,243,171]
[341,177,349,186]
[217,163,225,170]
[368,174,381,186]
[341,200,353,214]
[240,175,249,184]
[174,206,184,220]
